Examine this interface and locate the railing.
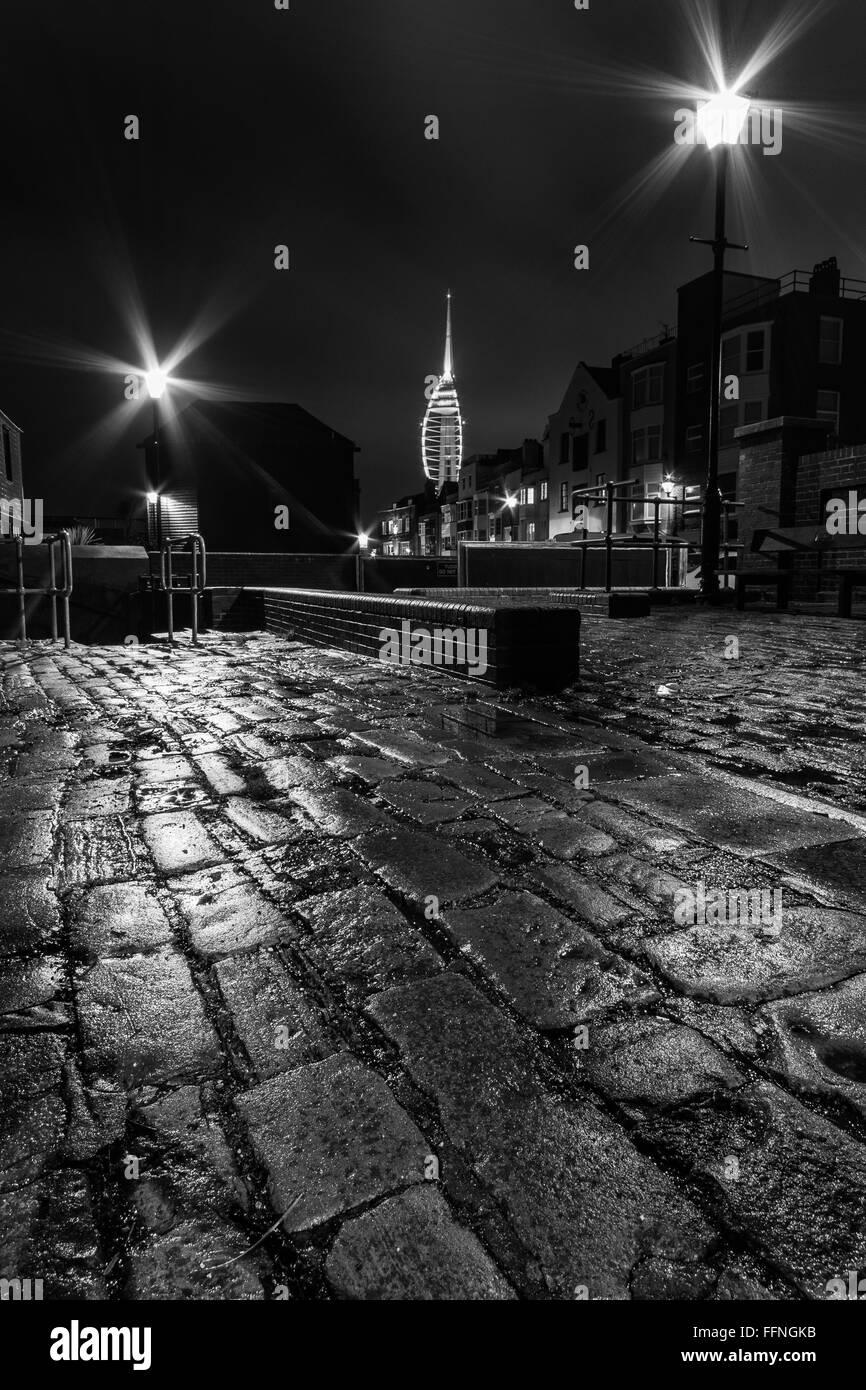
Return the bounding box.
[1,531,73,647]
[158,533,207,645]
[571,481,741,592]
[723,269,866,321]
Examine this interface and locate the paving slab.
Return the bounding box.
[214,949,334,1078]
[76,947,221,1086]
[353,825,498,906]
[441,890,658,1030]
[369,973,715,1299]
[141,811,222,875]
[326,1186,516,1300]
[610,774,858,857]
[236,1052,430,1232]
[171,863,293,958]
[644,905,866,1003]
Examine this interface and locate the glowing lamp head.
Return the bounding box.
[144,369,168,400]
[697,90,751,148]
[506,494,517,509]
[146,491,158,505]
[357,531,369,550]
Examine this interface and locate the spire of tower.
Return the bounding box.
[443,289,453,379]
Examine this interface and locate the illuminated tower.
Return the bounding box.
[422,290,463,485]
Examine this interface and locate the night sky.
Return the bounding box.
[2,0,865,524]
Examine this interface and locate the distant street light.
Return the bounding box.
[690,87,751,600]
[357,531,369,550]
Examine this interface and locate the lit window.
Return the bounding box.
[559,482,569,512]
[527,522,536,541]
[540,481,548,501]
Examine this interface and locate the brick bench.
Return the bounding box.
[836,568,866,618]
[735,569,791,611]
[258,588,580,688]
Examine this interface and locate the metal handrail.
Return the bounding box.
[1,531,72,648]
[158,532,207,645]
[571,484,742,592]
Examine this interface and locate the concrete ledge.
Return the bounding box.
[258,588,580,688]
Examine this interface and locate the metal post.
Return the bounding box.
[61,531,72,649]
[16,537,26,644]
[605,481,614,593]
[153,397,163,553]
[652,496,661,591]
[190,536,199,646]
[690,144,747,600]
[164,542,174,643]
[48,540,58,642]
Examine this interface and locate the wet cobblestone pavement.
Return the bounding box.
[1,614,866,1301]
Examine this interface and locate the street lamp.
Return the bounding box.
[144,369,168,551]
[690,88,751,600]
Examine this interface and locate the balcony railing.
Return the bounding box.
[723,269,866,321]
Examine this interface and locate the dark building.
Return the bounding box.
[676,257,866,506]
[140,400,359,553]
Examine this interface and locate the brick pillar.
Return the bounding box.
[734,417,832,574]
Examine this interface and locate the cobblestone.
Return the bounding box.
[2,619,865,1300]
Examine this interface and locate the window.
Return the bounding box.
[686,425,704,454]
[720,404,739,447]
[572,434,589,471]
[525,486,535,505]
[595,419,607,453]
[560,433,570,465]
[595,472,607,489]
[631,425,662,465]
[743,400,764,426]
[559,481,569,512]
[687,362,705,394]
[540,481,548,501]
[631,363,664,409]
[527,522,536,542]
[745,329,766,373]
[2,429,11,482]
[817,389,841,432]
[819,317,843,366]
[722,334,740,376]
[457,501,471,521]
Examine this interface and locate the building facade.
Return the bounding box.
[140,400,359,553]
[0,408,25,522]
[381,254,866,562]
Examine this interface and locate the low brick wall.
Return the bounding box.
[259,588,580,688]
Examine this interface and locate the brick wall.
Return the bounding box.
[258,588,580,689]
[736,420,866,599]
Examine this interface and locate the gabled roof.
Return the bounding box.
[579,362,620,398]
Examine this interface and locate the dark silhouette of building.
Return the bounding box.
[139,400,359,553]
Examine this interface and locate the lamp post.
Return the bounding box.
[690,90,751,599]
[144,369,168,551]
